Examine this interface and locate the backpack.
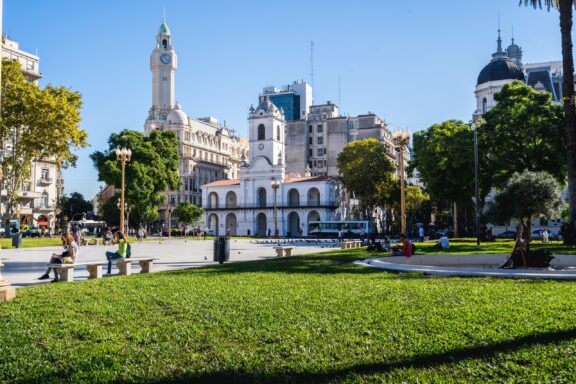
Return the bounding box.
[411,243,417,254]
[126,242,132,258]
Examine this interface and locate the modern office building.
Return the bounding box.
[143,20,249,224]
[1,34,63,232]
[261,81,313,121]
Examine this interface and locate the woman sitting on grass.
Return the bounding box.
[106,232,128,275]
[38,233,79,282]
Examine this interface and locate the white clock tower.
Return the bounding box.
[146,18,177,131]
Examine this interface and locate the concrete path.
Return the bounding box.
[0,238,337,288]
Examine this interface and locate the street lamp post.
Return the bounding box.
[472,122,480,246]
[115,148,131,237]
[392,129,411,235]
[271,180,280,238]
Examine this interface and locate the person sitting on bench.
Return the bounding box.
[38,233,79,282]
[105,232,128,275]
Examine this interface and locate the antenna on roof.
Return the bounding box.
[338,74,341,115]
[310,41,315,90]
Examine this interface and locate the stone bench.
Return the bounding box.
[47,261,107,282]
[273,247,294,257]
[114,257,158,275]
[341,241,363,249]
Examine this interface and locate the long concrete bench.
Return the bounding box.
[273,246,294,257]
[47,261,107,282]
[114,257,159,275]
[81,238,102,246]
[341,241,362,249]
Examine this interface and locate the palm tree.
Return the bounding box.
[521,1,576,233]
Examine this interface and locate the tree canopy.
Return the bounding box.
[336,138,396,214]
[478,81,566,193]
[410,120,474,205]
[1,58,87,229]
[90,129,181,228]
[174,202,204,227]
[60,192,93,221]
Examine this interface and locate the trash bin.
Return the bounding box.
[12,233,22,248]
[213,236,230,264]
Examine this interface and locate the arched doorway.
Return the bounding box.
[307,210,321,236]
[257,188,267,208]
[225,213,237,236]
[287,212,300,238]
[208,214,219,235]
[307,188,320,205]
[208,192,219,209]
[288,188,300,207]
[256,213,267,237]
[226,191,237,208]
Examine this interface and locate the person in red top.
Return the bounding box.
[392,234,413,257]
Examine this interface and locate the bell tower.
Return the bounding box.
[148,18,177,123]
[248,96,286,167]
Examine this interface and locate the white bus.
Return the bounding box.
[308,221,372,238]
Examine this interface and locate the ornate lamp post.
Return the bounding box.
[392,129,411,235]
[115,148,131,236]
[271,180,280,238]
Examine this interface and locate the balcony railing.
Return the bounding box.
[205,200,337,210]
[37,177,53,185]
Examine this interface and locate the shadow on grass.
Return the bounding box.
[138,327,576,384]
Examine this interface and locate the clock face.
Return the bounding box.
[160,53,172,65]
[258,143,264,150]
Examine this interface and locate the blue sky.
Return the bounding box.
[3,0,565,199]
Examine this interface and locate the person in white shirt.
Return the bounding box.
[418,226,425,242]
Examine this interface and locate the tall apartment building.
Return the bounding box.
[143,20,248,224]
[1,34,63,232]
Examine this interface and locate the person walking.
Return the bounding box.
[542,228,549,243]
[418,226,425,242]
[105,232,128,275]
[137,226,145,244]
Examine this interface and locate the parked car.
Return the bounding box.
[496,230,517,239]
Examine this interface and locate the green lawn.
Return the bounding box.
[414,238,576,255]
[0,236,161,249]
[1,249,576,383]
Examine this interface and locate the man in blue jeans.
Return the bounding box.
[106,232,128,274]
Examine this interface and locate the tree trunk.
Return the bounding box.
[453,202,459,238]
[526,216,533,242]
[559,1,576,228]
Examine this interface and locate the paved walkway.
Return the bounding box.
[1,238,337,287]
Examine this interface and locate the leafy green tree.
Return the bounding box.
[60,192,93,222]
[410,120,474,236]
[521,0,576,226]
[478,81,565,192]
[0,59,87,232]
[90,129,181,228]
[337,138,395,218]
[174,202,204,237]
[487,170,563,242]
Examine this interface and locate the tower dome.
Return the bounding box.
[477,31,525,85]
[506,37,523,65]
[167,102,188,125]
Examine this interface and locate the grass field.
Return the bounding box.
[0,236,162,249]
[413,238,576,255]
[1,248,576,383]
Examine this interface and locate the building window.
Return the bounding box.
[258,124,265,140]
[41,168,49,180]
[317,124,323,133]
[324,148,327,155]
[184,178,189,191]
[170,195,176,205]
[308,137,312,145]
[317,148,323,156]
[308,125,313,133]
[482,97,487,114]
[276,125,281,141]
[317,136,323,145]
[309,149,313,157]
[41,192,49,208]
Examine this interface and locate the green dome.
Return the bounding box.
[158,20,170,35]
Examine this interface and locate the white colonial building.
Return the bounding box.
[202,97,339,236]
[143,20,248,224]
[1,34,63,232]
